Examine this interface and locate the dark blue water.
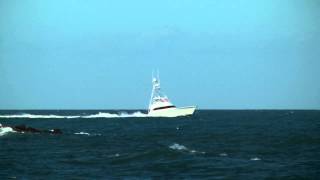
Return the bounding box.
[0,110,319,179]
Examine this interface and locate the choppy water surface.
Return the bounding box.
[0,110,319,179]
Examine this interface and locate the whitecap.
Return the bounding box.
[192,150,206,154]
[0,127,15,136]
[169,143,188,151]
[250,157,261,161]
[169,143,206,154]
[108,153,120,158]
[74,132,90,136]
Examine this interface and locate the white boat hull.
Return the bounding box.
[148,106,196,117]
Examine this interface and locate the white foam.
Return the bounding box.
[0,127,15,136]
[169,143,188,151]
[0,111,148,119]
[250,157,261,161]
[169,143,206,154]
[74,132,90,136]
[219,153,228,156]
[108,153,120,158]
[84,111,147,118]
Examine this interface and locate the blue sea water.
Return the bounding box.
[0,110,319,179]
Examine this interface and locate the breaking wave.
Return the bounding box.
[74,131,102,136]
[0,127,15,136]
[74,132,91,136]
[169,143,206,154]
[169,143,188,151]
[0,111,148,119]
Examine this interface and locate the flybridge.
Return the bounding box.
[147,72,196,117]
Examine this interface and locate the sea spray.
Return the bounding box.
[0,127,15,136]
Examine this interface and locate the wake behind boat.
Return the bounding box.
[147,74,196,117]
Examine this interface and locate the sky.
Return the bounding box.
[0,0,319,109]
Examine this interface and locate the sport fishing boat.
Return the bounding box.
[147,74,196,117]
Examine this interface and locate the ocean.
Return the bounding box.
[0,110,319,179]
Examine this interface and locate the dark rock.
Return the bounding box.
[11,124,62,134]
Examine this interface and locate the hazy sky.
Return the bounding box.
[1,0,319,109]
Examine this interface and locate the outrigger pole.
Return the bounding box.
[148,70,155,112]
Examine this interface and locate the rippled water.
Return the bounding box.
[0,110,319,179]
